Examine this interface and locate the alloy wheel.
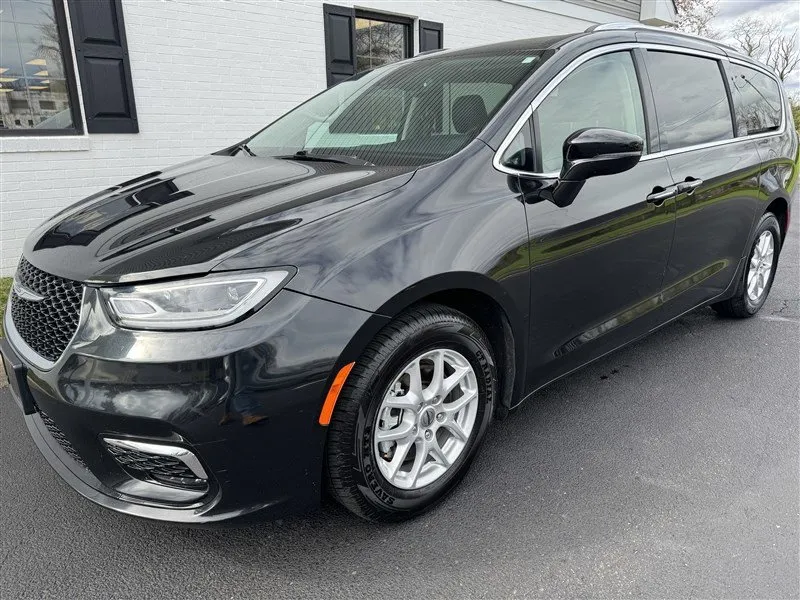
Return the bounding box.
[373,348,479,490]
[747,230,775,303]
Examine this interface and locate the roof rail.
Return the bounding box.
[586,22,739,53]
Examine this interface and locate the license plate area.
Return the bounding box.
[1,337,36,415]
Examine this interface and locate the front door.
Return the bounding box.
[509,50,678,394]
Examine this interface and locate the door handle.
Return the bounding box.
[646,186,679,205]
[677,178,703,195]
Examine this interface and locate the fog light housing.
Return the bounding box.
[103,438,208,490]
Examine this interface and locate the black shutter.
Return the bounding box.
[68,0,138,133]
[323,4,356,87]
[419,20,444,52]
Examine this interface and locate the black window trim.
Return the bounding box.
[718,58,739,137]
[354,8,415,66]
[0,0,84,137]
[493,42,787,177]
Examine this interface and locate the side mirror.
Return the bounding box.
[561,128,643,181]
[547,128,644,207]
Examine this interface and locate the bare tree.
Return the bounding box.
[672,0,720,38]
[729,16,800,82]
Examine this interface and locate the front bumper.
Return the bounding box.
[2,287,383,523]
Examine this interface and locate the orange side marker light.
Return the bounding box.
[319,362,355,426]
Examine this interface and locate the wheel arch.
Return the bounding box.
[765,196,789,246]
[333,272,528,419]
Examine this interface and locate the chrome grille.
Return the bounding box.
[9,257,83,362]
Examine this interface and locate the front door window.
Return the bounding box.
[533,51,647,173]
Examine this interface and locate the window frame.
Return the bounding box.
[493,42,787,178]
[353,9,414,74]
[0,0,84,137]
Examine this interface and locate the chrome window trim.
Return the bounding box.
[587,22,740,53]
[102,437,209,480]
[492,42,787,178]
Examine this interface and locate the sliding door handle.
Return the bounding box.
[646,186,679,205]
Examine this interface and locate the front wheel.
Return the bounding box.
[325,303,496,522]
[712,212,782,318]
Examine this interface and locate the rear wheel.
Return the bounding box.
[712,212,781,318]
[325,303,496,522]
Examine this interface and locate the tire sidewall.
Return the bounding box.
[743,214,781,314]
[352,320,495,515]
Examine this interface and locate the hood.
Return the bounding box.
[22,155,414,283]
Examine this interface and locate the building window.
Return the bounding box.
[354,11,412,73]
[0,0,81,134]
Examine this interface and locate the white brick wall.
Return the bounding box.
[0,0,636,276]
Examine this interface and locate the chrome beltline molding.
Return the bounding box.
[492,42,787,178]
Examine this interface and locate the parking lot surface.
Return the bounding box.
[1,217,798,599]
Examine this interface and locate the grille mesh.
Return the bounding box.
[9,258,83,362]
[39,411,87,469]
[105,444,205,488]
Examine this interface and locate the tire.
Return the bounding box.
[712,212,782,318]
[325,303,496,522]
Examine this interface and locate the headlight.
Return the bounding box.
[100,269,293,330]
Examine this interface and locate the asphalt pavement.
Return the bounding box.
[1,217,798,599]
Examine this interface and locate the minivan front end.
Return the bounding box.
[2,260,381,522]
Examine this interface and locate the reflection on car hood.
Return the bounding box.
[23,155,415,283]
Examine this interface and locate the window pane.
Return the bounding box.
[0,0,74,131]
[647,52,733,150]
[500,117,534,171]
[355,16,409,74]
[729,64,783,136]
[249,51,545,167]
[534,51,646,173]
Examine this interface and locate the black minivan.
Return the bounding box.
[2,24,796,523]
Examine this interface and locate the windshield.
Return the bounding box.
[246,50,545,167]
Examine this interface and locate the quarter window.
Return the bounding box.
[533,51,646,173]
[499,116,534,171]
[728,63,783,136]
[646,51,733,150]
[0,0,79,133]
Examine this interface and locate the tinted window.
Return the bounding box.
[533,51,646,173]
[647,51,733,150]
[728,63,783,136]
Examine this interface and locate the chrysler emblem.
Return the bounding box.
[12,279,45,302]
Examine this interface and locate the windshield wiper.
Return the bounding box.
[279,150,374,166]
[234,143,256,156]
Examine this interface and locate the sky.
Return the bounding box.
[713,0,799,29]
[711,0,800,90]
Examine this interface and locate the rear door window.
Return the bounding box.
[728,63,783,136]
[646,51,733,150]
